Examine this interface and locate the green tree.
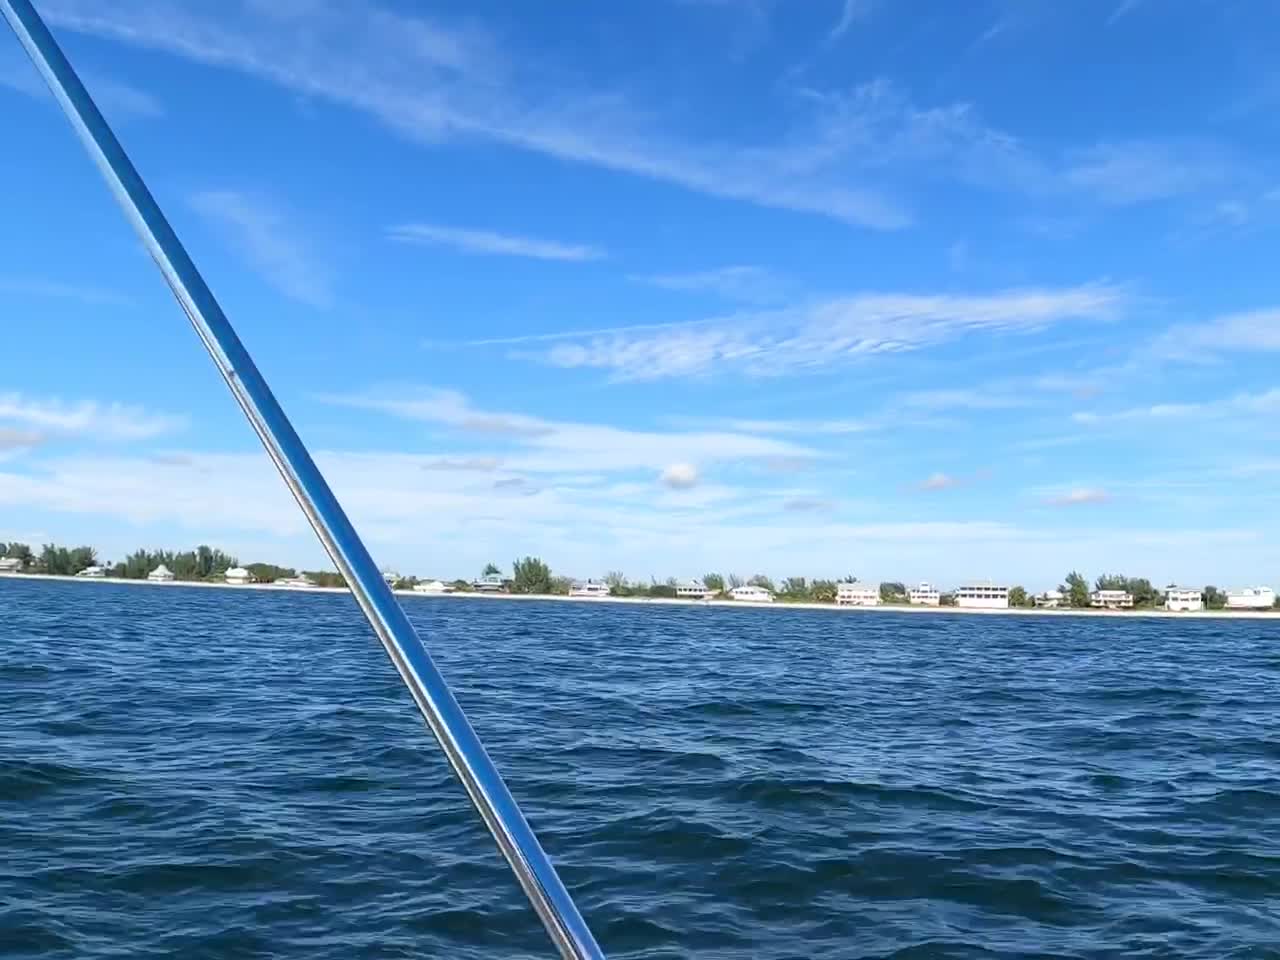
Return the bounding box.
[605,571,627,592]
[703,572,725,593]
[482,562,502,578]
[246,562,296,583]
[303,570,346,588]
[1009,585,1029,607]
[451,578,472,592]
[940,592,957,606]
[728,573,744,589]
[811,579,837,603]
[1062,571,1090,608]
[747,574,776,593]
[879,581,906,603]
[781,576,810,601]
[1204,585,1225,610]
[511,556,552,594]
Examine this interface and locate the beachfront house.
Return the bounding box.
[224,567,253,585]
[1090,589,1134,609]
[473,574,506,592]
[0,557,22,574]
[413,579,452,594]
[955,583,1009,609]
[676,581,715,600]
[1225,587,1276,610]
[836,583,880,606]
[147,564,175,582]
[1035,590,1065,608]
[908,582,941,606]
[280,574,318,589]
[1164,587,1204,612]
[569,580,611,598]
[75,565,106,579]
[382,571,401,586]
[730,584,774,603]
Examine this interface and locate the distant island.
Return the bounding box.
[1,540,1276,615]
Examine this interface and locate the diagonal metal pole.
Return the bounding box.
[0,2,605,957]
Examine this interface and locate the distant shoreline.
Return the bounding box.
[4,571,1279,620]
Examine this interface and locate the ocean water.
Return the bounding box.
[2,578,1278,959]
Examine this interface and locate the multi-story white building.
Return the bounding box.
[730,584,774,603]
[1165,587,1204,612]
[1090,589,1134,609]
[836,583,880,606]
[472,574,505,592]
[908,582,941,606]
[1225,587,1275,610]
[955,583,1009,609]
[676,581,715,600]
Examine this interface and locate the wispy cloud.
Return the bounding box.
[531,285,1120,380]
[637,266,781,303]
[1073,388,1280,425]
[1106,0,1144,25]
[1044,487,1111,506]
[388,223,603,262]
[321,386,816,473]
[1063,141,1234,205]
[0,393,184,441]
[829,0,872,39]
[0,276,132,307]
[1,51,163,118]
[189,190,333,308]
[1149,307,1280,361]
[42,0,911,229]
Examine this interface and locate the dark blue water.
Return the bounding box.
[2,578,1278,959]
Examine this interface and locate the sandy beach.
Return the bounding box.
[4,571,1278,620]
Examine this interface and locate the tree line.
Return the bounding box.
[3,543,1274,610]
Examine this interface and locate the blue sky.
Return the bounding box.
[3,0,1279,590]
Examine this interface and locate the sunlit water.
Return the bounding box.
[2,578,1278,958]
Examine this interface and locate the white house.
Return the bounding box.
[382,571,401,586]
[730,584,774,603]
[224,567,253,585]
[0,557,22,574]
[1225,587,1275,610]
[75,565,106,579]
[569,580,610,598]
[908,582,940,606]
[473,574,505,592]
[836,583,880,606]
[676,581,715,600]
[1035,590,1065,608]
[1165,587,1203,612]
[955,583,1009,609]
[147,564,175,582]
[413,579,452,594]
[280,574,318,589]
[1090,589,1134,609]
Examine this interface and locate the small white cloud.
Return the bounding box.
[660,462,700,489]
[1045,487,1110,506]
[919,472,960,491]
[830,0,872,38]
[389,224,604,262]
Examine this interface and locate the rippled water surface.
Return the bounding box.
[3,578,1278,958]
